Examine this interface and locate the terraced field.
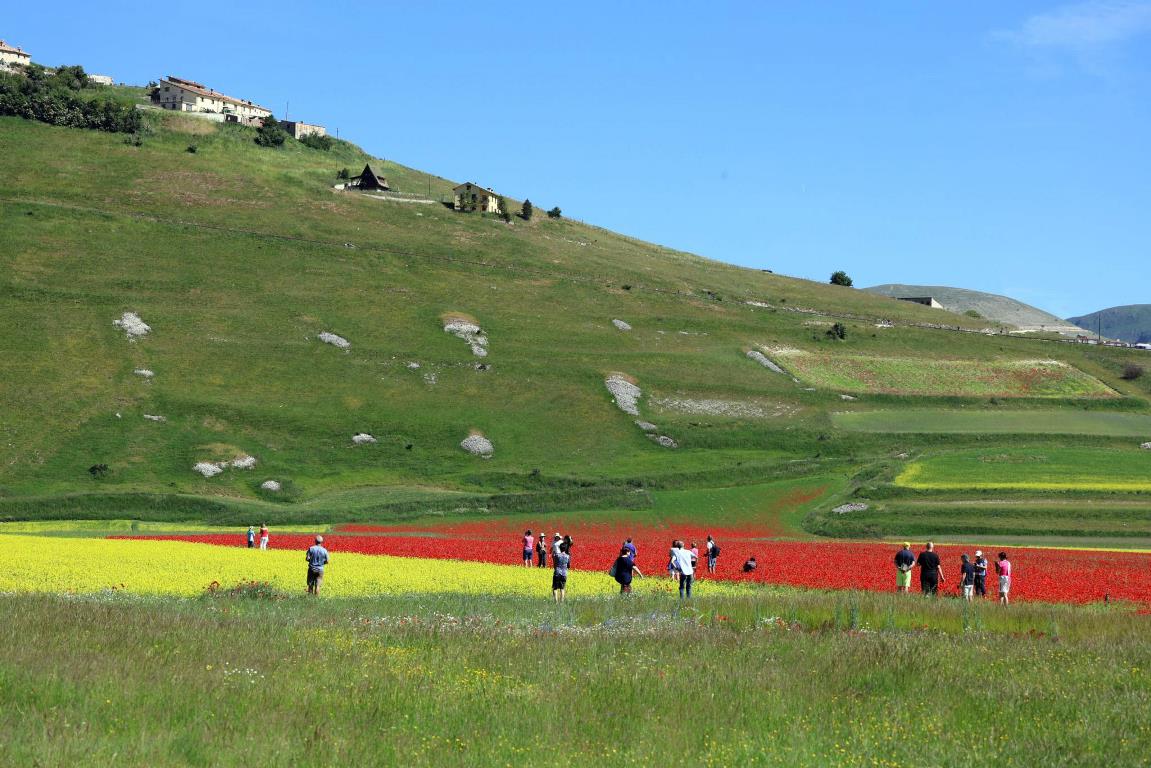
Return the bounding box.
[895,447,1151,492]
[769,349,1116,398]
[833,409,1151,436]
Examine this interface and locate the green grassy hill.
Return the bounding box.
[1069,304,1151,344]
[2,104,1150,536]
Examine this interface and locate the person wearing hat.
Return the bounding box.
[973,550,988,598]
[960,554,976,601]
[551,532,563,560]
[894,542,915,593]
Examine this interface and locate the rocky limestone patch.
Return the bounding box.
[114,312,151,339]
[605,374,642,416]
[1141,442,1151,450]
[460,434,494,458]
[231,455,257,470]
[444,319,489,357]
[612,319,632,332]
[652,397,798,419]
[134,368,155,378]
[746,350,785,375]
[318,332,350,349]
[352,433,377,445]
[833,503,869,514]
[634,420,658,432]
[193,462,225,478]
[260,480,282,492]
[649,435,678,449]
[143,414,166,422]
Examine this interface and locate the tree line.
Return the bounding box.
[0,64,143,134]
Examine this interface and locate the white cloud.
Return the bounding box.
[995,1,1151,49]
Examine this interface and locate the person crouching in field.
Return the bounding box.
[612,546,643,595]
[894,542,915,593]
[552,541,571,603]
[306,536,329,595]
[917,542,944,596]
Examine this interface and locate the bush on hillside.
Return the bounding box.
[254,116,288,147]
[826,322,847,340]
[964,309,983,319]
[336,167,350,180]
[300,133,333,151]
[829,271,853,287]
[1122,364,1145,381]
[0,69,143,134]
[547,206,562,219]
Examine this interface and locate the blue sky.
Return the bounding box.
[6,1,1149,317]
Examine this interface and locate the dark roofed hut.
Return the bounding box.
[349,164,390,191]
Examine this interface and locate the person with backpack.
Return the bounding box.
[706,535,720,575]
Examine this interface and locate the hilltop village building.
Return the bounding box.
[280,120,326,140]
[151,76,272,124]
[0,40,31,70]
[88,74,114,86]
[453,182,501,213]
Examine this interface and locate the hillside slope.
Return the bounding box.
[1069,305,1151,344]
[864,283,1082,334]
[1,110,1148,525]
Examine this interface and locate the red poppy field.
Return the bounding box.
[121,518,1151,607]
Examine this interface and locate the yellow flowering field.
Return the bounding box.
[0,535,746,599]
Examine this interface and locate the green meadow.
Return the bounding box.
[834,409,1151,436]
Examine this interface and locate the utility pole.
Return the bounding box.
[284,100,289,121]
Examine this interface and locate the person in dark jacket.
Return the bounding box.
[612,546,643,595]
[916,542,944,596]
[894,542,915,593]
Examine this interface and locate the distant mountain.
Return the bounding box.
[864,284,1083,334]
[1068,305,1151,344]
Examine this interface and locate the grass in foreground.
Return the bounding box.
[0,590,1147,767]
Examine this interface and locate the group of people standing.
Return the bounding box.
[895,542,1012,605]
[245,524,270,550]
[521,529,575,602]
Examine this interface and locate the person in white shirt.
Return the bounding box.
[671,540,695,598]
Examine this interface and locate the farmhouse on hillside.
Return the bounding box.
[151,76,272,124]
[88,74,114,86]
[280,120,326,140]
[453,182,501,213]
[0,40,31,70]
[347,164,390,191]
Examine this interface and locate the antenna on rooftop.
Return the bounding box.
[284,100,289,121]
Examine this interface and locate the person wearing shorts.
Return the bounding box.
[960,554,975,601]
[996,552,1012,605]
[894,542,915,593]
[305,536,329,595]
[552,544,570,602]
[522,530,535,567]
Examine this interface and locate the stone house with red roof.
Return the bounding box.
[151,76,271,124]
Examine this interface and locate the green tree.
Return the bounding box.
[521,199,533,220]
[300,133,333,151]
[829,271,853,287]
[547,206,562,219]
[254,116,288,147]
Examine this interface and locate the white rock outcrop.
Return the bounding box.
[612,319,632,332]
[1141,442,1151,450]
[352,433,377,445]
[634,420,658,432]
[318,332,350,349]
[114,312,151,339]
[143,414,166,422]
[605,375,642,416]
[231,455,257,470]
[746,350,785,375]
[444,320,489,357]
[460,434,494,458]
[650,435,679,449]
[260,480,282,492]
[193,462,225,478]
[134,368,155,378]
[833,503,869,514]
